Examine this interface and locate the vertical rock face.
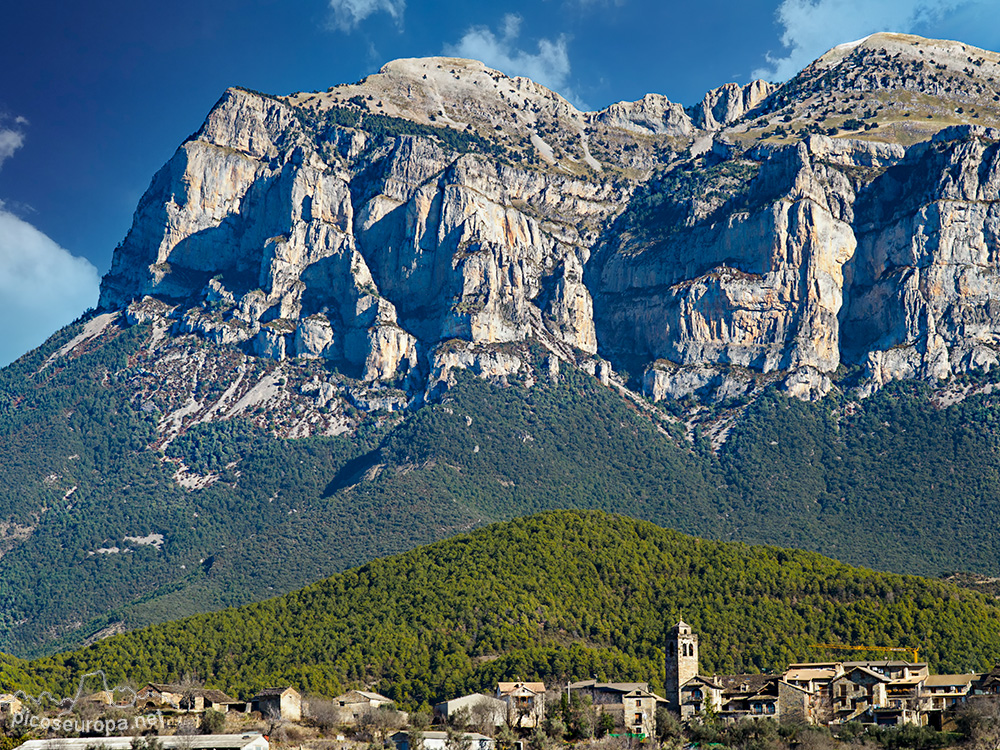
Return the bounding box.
[356,148,612,356]
[99,45,1000,403]
[689,81,776,130]
[592,138,859,396]
[99,68,628,389]
[844,127,1000,389]
[594,126,1000,400]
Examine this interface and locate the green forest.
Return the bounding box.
[4,316,1000,660]
[4,510,1000,711]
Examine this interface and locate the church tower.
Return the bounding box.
[665,620,699,712]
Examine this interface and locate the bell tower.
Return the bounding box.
[665,620,699,712]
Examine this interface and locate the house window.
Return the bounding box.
[767,704,775,714]
[635,700,641,707]
[634,713,642,725]
[692,689,703,700]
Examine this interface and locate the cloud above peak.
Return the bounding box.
[327,0,405,32]
[444,14,579,105]
[754,0,989,82]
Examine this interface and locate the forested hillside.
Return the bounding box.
[4,315,1000,658]
[8,511,1000,710]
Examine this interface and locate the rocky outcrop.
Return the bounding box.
[596,125,1000,400]
[591,94,695,136]
[643,363,754,402]
[689,80,776,130]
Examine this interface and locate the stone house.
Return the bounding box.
[496,682,546,729]
[137,683,186,709]
[783,663,842,697]
[137,684,239,713]
[565,681,665,735]
[922,673,978,710]
[844,661,929,681]
[566,680,665,735]
[974,663,1000,695]
[193,689,241,713]
[872,682,923,729]
[921,674,978,729]
[334,689,396,725]
[620,688,666,737]
[882,675,924,714]
[715,675,780,721]
[678,675,723,719]
[776,680,815,725]
[250,686,301,721]
[830,666,890,724]
[567,680,650,706]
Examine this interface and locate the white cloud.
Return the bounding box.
[754,0,989,81]
[0,118,25,170]
[444,14,580,105]
[327,0,405,31]
[0,207,101,366]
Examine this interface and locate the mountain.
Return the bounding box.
[99,35,1000,404]
[7,511,1000,708]
[6,33,1000,657]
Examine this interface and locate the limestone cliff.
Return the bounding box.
[99,37,1000,408]
[99,60,642,394]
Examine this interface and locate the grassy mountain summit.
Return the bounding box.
[723,33,1000,147]
[7,510,1000,709]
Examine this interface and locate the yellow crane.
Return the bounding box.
[812,643,921,664]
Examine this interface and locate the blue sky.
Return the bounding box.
[1,0,999,365]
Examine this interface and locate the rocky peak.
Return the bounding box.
[284,57,695,172]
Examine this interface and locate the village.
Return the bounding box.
[2,622,1000,750]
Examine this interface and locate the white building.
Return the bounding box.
[496,682,546,729]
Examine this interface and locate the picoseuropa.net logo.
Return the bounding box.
[8,670,164,735]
